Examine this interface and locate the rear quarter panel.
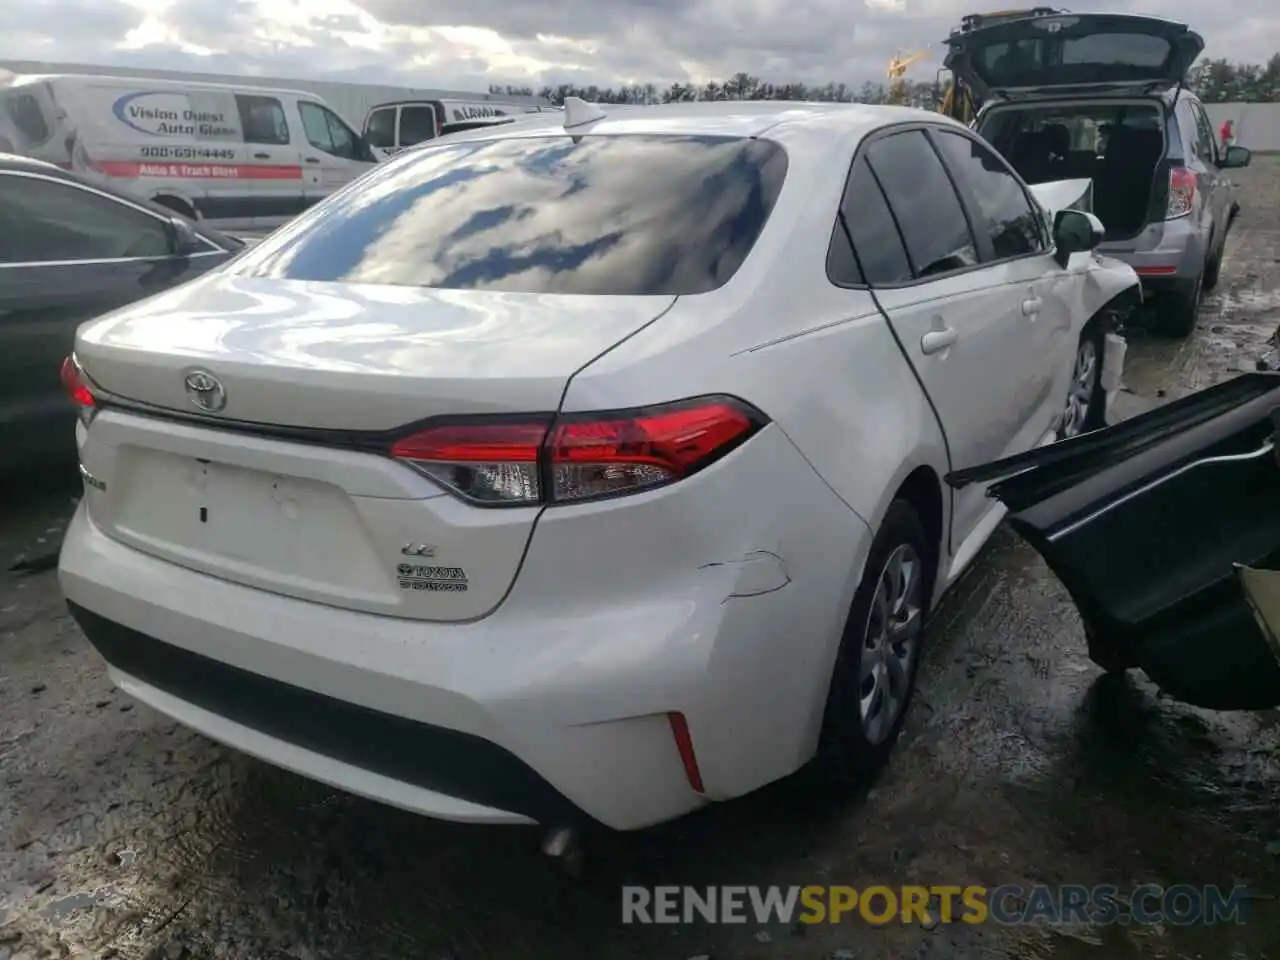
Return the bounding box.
[563,116,951,586]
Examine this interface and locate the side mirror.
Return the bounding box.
[1222,145,1252,169]
[165,217,203,257]
[1052,209,1104,268]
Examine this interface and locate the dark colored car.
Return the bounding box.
[0,154,243,474]
[948,373,1280,711]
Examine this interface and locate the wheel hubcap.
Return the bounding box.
[1061,339,1098,439]
[859,543,924,745]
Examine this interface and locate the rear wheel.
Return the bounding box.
[1159,268,1204,338]
[1203,230,1224,291]
[818,500,930,782]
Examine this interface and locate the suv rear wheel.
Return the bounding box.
[1160,266,1204,337]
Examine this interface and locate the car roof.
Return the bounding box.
[0,152,240,248]
[415,100,964,146]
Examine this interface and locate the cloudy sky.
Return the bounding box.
[3,0,1276,93]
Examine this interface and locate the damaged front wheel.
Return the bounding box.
[1059,327,1107,440]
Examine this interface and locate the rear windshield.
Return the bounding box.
[981,102,1164,163]
[973,33,1173,88]
[232,134,788,296]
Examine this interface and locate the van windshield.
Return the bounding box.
[232,134,789,296]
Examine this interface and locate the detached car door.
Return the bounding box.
[947,373,1280,711]
[0,168,229,469]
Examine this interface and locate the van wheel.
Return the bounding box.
[818,500,931,783]
[152,196,197,221]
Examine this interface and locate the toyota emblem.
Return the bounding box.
[184,369,227,413]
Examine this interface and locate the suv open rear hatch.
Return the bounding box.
[944,12,1205,101]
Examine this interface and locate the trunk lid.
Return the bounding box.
[73,273,675,623]
[944,12,1204,101]
[75,272,676,431]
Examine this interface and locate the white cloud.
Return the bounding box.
[2,0,1276,92]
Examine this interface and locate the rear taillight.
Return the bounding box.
[60,354,96,425]
[389,397,767,506]
[1166,167,1196,220]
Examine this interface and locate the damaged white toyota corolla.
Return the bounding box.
[58,99,1140,836]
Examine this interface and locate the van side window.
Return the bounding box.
[398,106,437,146]
[235,95,289,146]
[0,173,172,264]
[299,102,360,160]
[364,107,396,149]
[5,95,50,145]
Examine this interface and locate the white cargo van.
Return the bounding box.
[0,72,379,228]
[362,98,557,158]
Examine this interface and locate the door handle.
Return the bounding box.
[920,327,958,355]
[253,151,270,159]
[304,157,321,164]
[1022,296,1043,316]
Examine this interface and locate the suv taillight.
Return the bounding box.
[389,397,767,506]
[1166,167,1196,220]
[60,354,96,426]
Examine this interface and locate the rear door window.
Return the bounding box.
[864,131,978,279]
[363,107,397,149]
[232,134,789,295]
[930,129,1045,260]
[827,157,913,287]
[235,95,289,145]
[1189,102,1218,163]
[398,106,438,146]
[0,172,172,263]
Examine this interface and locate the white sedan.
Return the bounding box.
[58,99,1140,836]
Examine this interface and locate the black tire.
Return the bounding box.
[818,499,932,782]
[1203,230,1224,291]
[1058,323,1108,440]
[1159,270,1204,338]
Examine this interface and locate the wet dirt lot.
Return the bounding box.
[4,161,1280,960]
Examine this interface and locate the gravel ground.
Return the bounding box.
[4,159,1280,960]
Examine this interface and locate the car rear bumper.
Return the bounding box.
[1100,216,1206,289]
[59,425,869,831]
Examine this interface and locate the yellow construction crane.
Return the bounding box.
[887,49,928,104]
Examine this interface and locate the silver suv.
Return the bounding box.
[948,11,1251,336]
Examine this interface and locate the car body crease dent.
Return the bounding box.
[699,549,792,601]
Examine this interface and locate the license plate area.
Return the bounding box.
[108,448,390,603]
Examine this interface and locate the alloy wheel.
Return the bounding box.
[1060,338,1099,440]
[859,542,924,745]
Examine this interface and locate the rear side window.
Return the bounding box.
[363,107,396,148]
[930,130,1044,259]
[398,106,438,146]
[235,95,289,146]
[827,158,912,287]
[865,131,978,279]
[0,173,172,263]
[5,94,49,145]
[234,135,788,296]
